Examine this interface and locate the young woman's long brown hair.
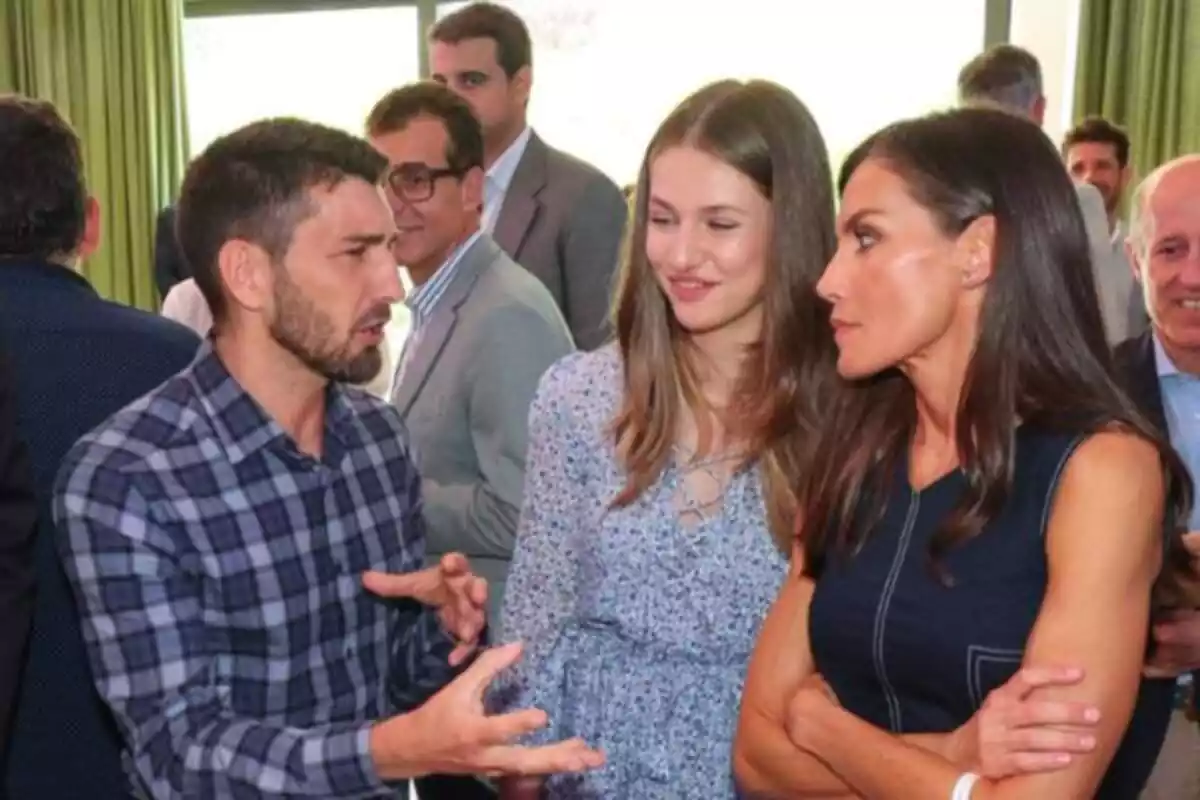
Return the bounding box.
[799,107,1197,609]
[609,79,837,549]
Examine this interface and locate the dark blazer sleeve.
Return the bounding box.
[0,340,36,757]
[154,206,188,301]
[1113,333,1167,432]
[1114,333,1200,711]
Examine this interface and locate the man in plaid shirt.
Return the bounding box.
[53,118,602,799]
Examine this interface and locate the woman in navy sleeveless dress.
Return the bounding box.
[734,107,1199,799]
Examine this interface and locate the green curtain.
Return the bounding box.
[1073,0,1200,186]
[0,0,189,310]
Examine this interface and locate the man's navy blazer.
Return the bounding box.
[0,259,199,800]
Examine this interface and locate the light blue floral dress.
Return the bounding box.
[490,346,788,799]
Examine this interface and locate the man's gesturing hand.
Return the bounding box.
[364,552,487,666]
[371,643,605,780]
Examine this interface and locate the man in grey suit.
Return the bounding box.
[367,81,573,800]
[958,44,1141,344]
[1063,116,1148,340]
[429,1,627,350]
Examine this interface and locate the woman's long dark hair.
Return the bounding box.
[799,107,1196,610]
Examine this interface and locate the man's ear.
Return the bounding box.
[1119,163,1135,197]
[216,239,275,318]
[77,196,102,261]
[1030,94,1047,127]
[1125,237,1144,285]
[510,65,532,109]
[461,166,485,216]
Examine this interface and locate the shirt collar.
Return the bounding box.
[1154,331,1184,379]
[189,340,356,466]
[405,229,482,319]
[486,126,532,195]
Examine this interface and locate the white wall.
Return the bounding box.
[1009,0,1083,144]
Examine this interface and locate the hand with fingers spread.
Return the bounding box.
[948,665,1101,779]
[364,552,488,666]
[370,642,605,780]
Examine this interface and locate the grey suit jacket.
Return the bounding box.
[390,234,574,627]
[1075,183,1147,344]
[492,131,627,351]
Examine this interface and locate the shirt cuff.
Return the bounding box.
[344,723,391,796]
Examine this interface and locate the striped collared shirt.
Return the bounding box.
[406,230,482,326]
[395,230,482,386]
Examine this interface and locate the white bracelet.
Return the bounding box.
[951,772,980,800]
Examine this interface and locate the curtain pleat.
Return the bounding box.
[1073,0,1200,186]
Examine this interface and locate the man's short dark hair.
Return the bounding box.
[1062,116,1131,168]
[0,94,87,261]
[365,82,485,175]
[429,1,532,77]
[957,44,1044,114]
[176,118,387,324]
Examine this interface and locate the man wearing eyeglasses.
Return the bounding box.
[367,81,573,800]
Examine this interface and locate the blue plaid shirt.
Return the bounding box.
[53,343,459,799]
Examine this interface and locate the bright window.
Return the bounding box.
[183,7,421,156]
[438,0,988,183]
[1010,0,1084,144]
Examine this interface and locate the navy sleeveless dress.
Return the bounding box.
[808,428,1174,798]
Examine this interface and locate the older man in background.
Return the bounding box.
[1114,154,1200,798]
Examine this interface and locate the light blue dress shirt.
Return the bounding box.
[1155,336,1200,531]
[1153,335,1199,691]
